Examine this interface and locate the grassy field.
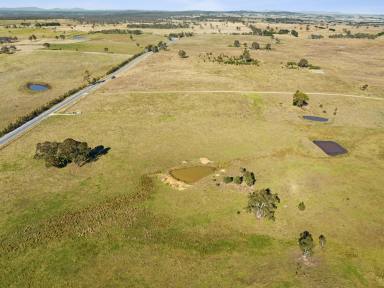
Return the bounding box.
[0,22,384,287]
[0,50,128,130]
[47,33,166,54]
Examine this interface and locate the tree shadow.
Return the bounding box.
[81,146,111,166]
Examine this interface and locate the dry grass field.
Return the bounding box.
[0,19,384,287]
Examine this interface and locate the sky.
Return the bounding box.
[1,0,383,14]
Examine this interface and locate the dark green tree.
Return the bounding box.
[298,231,314,257]
[293,90,309,107]
[246,188,280,220]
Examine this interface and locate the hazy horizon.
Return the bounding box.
[0,0,383,14]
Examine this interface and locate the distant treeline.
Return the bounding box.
[167,32,193,39]
[249,25,298,37]
[89,29,143,35]
[35,22,61,27]
[127,22,189,29]
[329,31,384,39]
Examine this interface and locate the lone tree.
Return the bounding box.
[319,234,327,248]
[291,30,299,37]
[246,188,280,221]
[178,50,187,58]
[234,40,241,47]
[293,90,309,107]
[298,201,306,211]
[251,42,260,50]
[241,49,252,62]
[43,43,50,48]
[298,231,314,257]
[265,43,272,50]
[298,58,309,68]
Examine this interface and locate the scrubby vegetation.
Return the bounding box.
[246,188,280,221]
[222,168,256,186]
[293,90,309,107]
[286,58,320,70]
[34,138,109,168]
[199,50,259,65]
[0,45,17,54]
[89,29,143,35]
[329,31,384,39]
[127,22,189,29]
[168,32,193,40]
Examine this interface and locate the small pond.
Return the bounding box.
[170,166,215,184]
[72,35,86,40]
[27,83,50,92]
[303,116,328,122]
[313,141,348,156]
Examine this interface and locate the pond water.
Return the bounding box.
[170,166,215,184]
[313,141,348,156]
[28,83,49,92]
[72,35,86,40]
[303,116,328,122]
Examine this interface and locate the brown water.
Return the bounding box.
[170,166,215,184]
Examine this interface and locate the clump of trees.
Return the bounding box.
[199,50,259,66]
[293,90,309,107]
[298,231,327,258]
[329,32,382,39]
[286,58,320,70]
[127,22,189,29]
[28,34,37,41]
[223,167,256,186]
[0,45,17,54]
[90,29,143,35]
[35,22,61,27]
[0,36,18,44]
[246,188,280,221]
[168,32,193,40]
[34,138,110,168]
[309,34,324,39]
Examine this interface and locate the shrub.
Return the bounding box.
[251,42,260,50]
[293,90,309,107]
[319,234,327,248]
[178,50,187,58]
[298,58,309,68]
[298,202,306,211]
[243,171,256,186]
[265,43,272,50]
[234,40,241,47]
[223,176,234,184]
[298,231,314,257]
[246,188,280,221]
[291,30,299,37]
[233,176,243,185]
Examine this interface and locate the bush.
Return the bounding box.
[246,188,280,221]
[293,90,309,107]
[298,202,306,211]
[251,42,260,50]
[234,40,241,47]
[298,58,309,68]
[233,176,243,184]
[178,50,187,58]
[243,171,256,186]
[319,234,327,248]
[223,176,234,184]
[298,231,314,257]
[291,30,299,37]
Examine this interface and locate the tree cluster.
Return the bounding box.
[90,29,143,35]
[34,138,109,168]
[127,22,189,29]
[223,167,256,186]
[199,50,259,66]
[298,231,327,257]
[286,58,320,70]
[168,32,193,40]
[0,45,17,54]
